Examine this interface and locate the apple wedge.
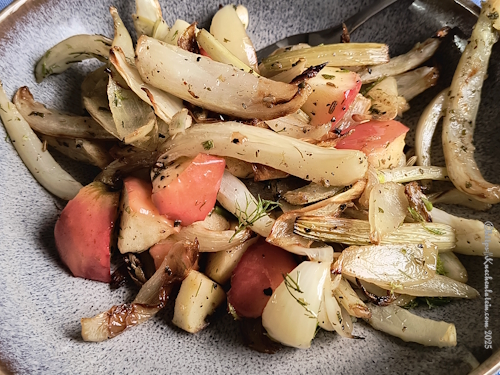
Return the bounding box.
[54,182,119,282]
[172,270,226,333]
[301,67,362,127]
[118,176,179,254]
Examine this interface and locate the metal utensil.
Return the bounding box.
[257,0,400,60]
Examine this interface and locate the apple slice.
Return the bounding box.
[227,239,297,318]
[335,120,409,169]
[118,176,179,254]
[301,67,362,126]
[152,153,226,226]
[54,182,119,282]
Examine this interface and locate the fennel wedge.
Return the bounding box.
[158,122,368,186]
[442,1,500,203]
[13,87,115,140]
[294,217,455,251]
[259,43,389,75]
[35,34,112,83]
[0,82,82,200]
[135,36,311,120]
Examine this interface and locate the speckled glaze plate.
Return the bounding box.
[0,0,499,374]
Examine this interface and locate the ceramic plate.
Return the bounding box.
[0,0,499,374]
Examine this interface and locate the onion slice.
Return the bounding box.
[282,183,344,205]
[442,3,500,203]
[34,34,112,82]
[107,75,158,150]
[159,122,368,186]
[0,82,82,199]
[262,261,330,348]
[196,29,256,75]
[166,223,252,252]
[210,4,258,71]
[264,110,331,140]
[13,87,115,140]
[377,166,449,184]
[135,36,311,120]
[366,304,456,347]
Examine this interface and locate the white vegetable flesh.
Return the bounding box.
[172,270,226,333]
[438,252,468,283]
[110,7,135,63]
[266,212,334,262]
[415,89,446,167]
[333,243,438,290]
[378,166,449,184]
[132,0,163,37]
[107,75,158,150]
[217,170,275,237]
[392,274,478,299]
[210,4,258,71]
[39,135,113,169]
[319,275,354,337]
[294,217,455,252]
[365,77,399,121]
[369,182,408,244]
[205,237,258,285]
[260,43,389,75]
[358,31,446,83]
[13,87,115,140]
[264,110,331,140]
[394,66,439,102]
[0,82,82,200]
[428,189,492,211]
[262,261,330,348]
[442,2,500,203]
[196,29,256,75]
[432,208,500,257]
[333,277,371,319]
[366,304,457,347]
[135,36,311,121]
[164,19,190,45]
[158,122,368,186]
[109,46,183,123]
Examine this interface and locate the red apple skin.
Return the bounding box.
[54,182,120,283]
[151,153,226,226]
[335,120,409,168]
[227,239,297,318]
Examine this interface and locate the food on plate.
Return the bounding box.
[2,0,500,354]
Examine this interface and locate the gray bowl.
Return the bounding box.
[0,0,499,374]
